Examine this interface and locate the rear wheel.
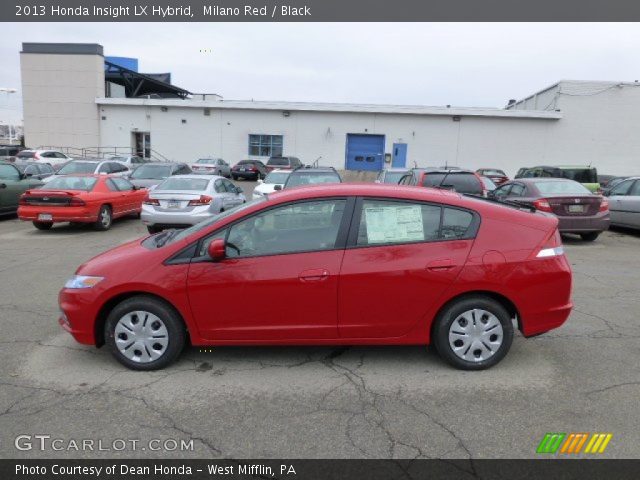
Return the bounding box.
[580,232,600,242]
[105,295,186,371]
[94,205,112,231]
[32,221,53,230]
[433,295,513,370]
[232,175,238,180]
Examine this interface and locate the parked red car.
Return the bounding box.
[476,168,510,185]
[18,175,147,231]
[58,184,572,371]
[490,178,609,241]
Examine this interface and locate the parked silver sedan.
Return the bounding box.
[607,176,640,229]
[141,175,245,233]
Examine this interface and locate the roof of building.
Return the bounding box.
[96,97,562,119]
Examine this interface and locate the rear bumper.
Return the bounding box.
[141,205,214,226]
[233,171,260,179]
[18,206,97,223]
[557,211,610,233]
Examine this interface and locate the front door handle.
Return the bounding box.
[427,259,455,271]
[299,268,330,282]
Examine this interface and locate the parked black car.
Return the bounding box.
[231,160,267,180]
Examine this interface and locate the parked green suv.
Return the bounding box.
[0,162,44,216]
[515,165,600,193]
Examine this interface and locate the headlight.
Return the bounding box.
[64,275,104,289]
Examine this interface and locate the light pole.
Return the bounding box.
[0,87,18,144]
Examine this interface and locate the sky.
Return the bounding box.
[1,22,639,125]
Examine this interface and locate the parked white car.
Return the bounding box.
[16,150,73,168]
[252,169,291,200]
[141,175,246,233]
[107,155,150,168]
[41,159,130,183]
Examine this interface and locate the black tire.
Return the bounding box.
[580,232,600,242]
[147,225,162,234]
[232,175,238,181]
[432,295,514,371]
[104,295,186,371]
[32,221,53,230]
[94,205,112,231]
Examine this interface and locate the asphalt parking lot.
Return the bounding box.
[1,178,640,459]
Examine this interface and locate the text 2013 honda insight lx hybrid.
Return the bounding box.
[59,184,572,371]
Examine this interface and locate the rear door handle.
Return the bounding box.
[299,268,330,282]
[427,259,455,271]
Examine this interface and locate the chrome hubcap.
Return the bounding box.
[114,311,169,363]
[448,309,503,362]
[101,209,111,227]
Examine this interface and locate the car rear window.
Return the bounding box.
[483,169,506,176]
[157,177,209,191]
[17,151,35,159]
[560,168,598,183]
[422,172,483,194]
[57,162,97,175]
[131,165,172,179]
[286,172,341,188]
[534,181,592,195]
[264,172,290,184]
[44,176,97,191]
[267,158,289,166]
[196,159,216,164]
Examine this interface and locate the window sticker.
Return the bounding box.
[364,205,424,244]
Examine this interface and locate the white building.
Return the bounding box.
[20,42,640,176]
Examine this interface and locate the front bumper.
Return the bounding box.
[557,211,610,233]
[58,288,100,345]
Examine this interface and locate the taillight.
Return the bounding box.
[69,197,85,206]
[536,229,564,258]
[143,193,160,206]
[19,194,29,205]
[188,195,212,206]
[34,152,40,160]
[534,199,553,212]
[599,198,609,212]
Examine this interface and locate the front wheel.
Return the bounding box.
[232,175,238,180]
[432,296,514,370]
[105,296,186,370]
[94,205,112,231]
[580,232,600,242]
[32,221,53,230]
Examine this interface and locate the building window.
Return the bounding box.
[249,134,283,157]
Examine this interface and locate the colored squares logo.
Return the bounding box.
[537,433,612,454]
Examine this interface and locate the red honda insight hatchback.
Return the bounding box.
[59,184,572,371]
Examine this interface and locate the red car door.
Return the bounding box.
[338,198,476,338]
[187,198,350,341]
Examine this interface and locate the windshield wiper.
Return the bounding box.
[154,229,178,247]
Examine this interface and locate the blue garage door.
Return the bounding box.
[345,134,385,171]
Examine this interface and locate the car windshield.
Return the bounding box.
[534,180,592,195]
[131,164,172,179]
[162,197,267,246]
[157,177,209,191]
[57,162,97,175]
[483,169,506,176]
[196,159,216,164]
[264,172,290,184]
[560,168,598,183]
[43,176,97,191]
[481,176,497,190]
[110,156,127,161]
[422,173,483,194]
[382,171,409,184]
[267,158,289,166]
[286,172,341,187]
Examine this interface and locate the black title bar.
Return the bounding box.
[4,0,640,22]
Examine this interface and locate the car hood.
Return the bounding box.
[76,237,152,277]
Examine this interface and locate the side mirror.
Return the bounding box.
[274,184,282,191]
[207,238,226,261]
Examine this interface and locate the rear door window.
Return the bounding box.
[441,208,474,239]
[610,179,634,196]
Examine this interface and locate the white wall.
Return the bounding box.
[21,52,104,149]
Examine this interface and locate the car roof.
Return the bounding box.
[509,177,580,183]
[269,169,291,174]
[291,166,336,173]
[383,168,411,172]
[170,174,223,180]
[137,162,179,166]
